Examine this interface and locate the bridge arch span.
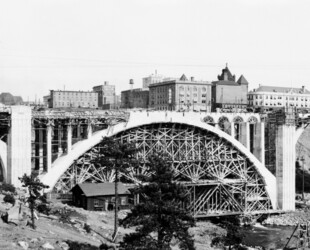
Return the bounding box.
[41,112,276,214]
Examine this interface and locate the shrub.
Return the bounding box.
[37,203,51,215]
[3,194,15,206]
[83,223,91,233]
[65,240,98,250]
[99,242,116,250]
[0,183,16,194]
[58,208,74,224]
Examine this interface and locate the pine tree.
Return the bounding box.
[93,137,138,242]
[19,173,49,229]
[120,153,196,250]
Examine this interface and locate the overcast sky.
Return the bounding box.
[1,0,310,101]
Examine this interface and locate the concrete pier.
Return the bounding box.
[7,106,32,187]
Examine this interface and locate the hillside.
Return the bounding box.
[0,193,225,250]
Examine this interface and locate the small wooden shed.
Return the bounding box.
[71,182,131,211]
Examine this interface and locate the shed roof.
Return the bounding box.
[73,183,130,197]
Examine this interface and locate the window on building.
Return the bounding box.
[193,87,197,92]
[202,87,206,92]
[120,197,126,205]
[202,100,206,103]
[94,199,99,207]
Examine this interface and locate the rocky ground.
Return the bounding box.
[263,208,310,226]
[262,194,310,227]
[0,192,226,250]
[0,193,122,249]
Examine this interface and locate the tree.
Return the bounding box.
[19,173,49,229]
[211,217,245,248]
[120,153,196,250]
[93,137,138,241]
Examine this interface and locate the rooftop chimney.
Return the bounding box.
[191,77,195,82]
[104,81,109,85]
[302,85,305,93]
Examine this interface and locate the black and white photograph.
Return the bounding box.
[1,0,310,249]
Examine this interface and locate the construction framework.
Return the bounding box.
[30,109,129,172]
[0,109,10,143]
[53,123,272,217]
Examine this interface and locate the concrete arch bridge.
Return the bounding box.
[0,107,304,217]
[40,111,276,217]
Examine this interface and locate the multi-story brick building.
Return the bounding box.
[92,82,116,108]
[49,90,98,108]
[248,85,310,110]
[211,65,249,111]
[121,88,149,109]
[149,74,212,111]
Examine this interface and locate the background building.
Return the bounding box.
[149,74,211,111]
[121,88,149,109]
[43,95,50,107]
[93,82,116,109]
[211,65,249,111]
[142,72,164,88]
[0,92,23,105]
[248,85,310,110]
[49,90,98,108]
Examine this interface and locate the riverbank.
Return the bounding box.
[263,208,310,226]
